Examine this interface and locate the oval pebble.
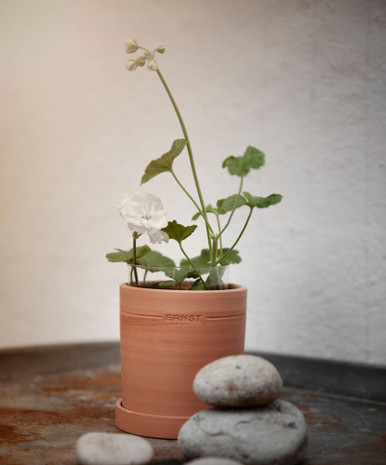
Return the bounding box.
[178,400,307,465]
[193,355,283,407]
[186,458,243,465]
[76,432,153,465]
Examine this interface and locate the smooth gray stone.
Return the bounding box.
[178,400,307,465]
[76,432,153,465]
[193,355,283,407]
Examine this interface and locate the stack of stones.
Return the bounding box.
[178,355,308,465]
[75,355,307,465]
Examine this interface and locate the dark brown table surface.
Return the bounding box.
[0,343,385,465]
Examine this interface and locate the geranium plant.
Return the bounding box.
[106,39,282,290]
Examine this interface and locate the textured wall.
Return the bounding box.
[0,0,385,364]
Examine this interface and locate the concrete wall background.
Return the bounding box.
[1,0,385,365]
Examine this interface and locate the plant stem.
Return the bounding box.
[179,242,208,290]
[171,170,215,236]
[218,177,244,237]
[215,207,253,265]
[143,268,148,286]
[155,69,212,252]
[216,214,223,254]
[211,236,218,265]
[212,179,245,266]
[132,233,139,286]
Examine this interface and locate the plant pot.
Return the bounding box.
[115,283,247,439]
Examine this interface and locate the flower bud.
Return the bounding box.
[156,45,166,54]
[125,59,137,71]
[124,39,139,53]
[147,58,158,71]
[136,56,146,67]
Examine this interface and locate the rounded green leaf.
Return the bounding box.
[180,249,211,268]
[243,191,283,208]
[136,251,176,270]
[222,146,265,177]
[216,194,247,214]
[218,248,241,265]
[163,268,190,285]
[105,246,151,264]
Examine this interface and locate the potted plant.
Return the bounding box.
[107,39,282,439]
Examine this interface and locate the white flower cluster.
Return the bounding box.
[124,39,165,72]
[117,193,169,244]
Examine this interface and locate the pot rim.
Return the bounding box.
[121,282,247,295]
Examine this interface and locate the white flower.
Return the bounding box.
[147,228,169,244]
[124,39,139,54]
[117,193,169,244]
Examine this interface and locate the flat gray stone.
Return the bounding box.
[76,432,153,465]
[178,400,307,465]
[193,355,283,407]
[186,458,243,465]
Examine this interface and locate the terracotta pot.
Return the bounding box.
[115,283,247,439]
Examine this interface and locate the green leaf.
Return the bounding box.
[222,146,265,177]
[191,211,200,221]
[192,204,218,221]
[243,191,283,208]
[244,145,265,169]
[149,280,176,289]
[163,268,190,285]
[180,249,211,268]
[162,220,197,244]
[105,246,151,264]
[180,248,241,268]
[189,279,206,290]
[217,248,242,265]
[136,251,175,270]
[216,194,247,214]
[141,139,187,184]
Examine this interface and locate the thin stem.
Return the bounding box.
[179,242,208,290]
[211,237,218,265]
[143,268,148,286]
[215,207,253,266]
[155,69,212,251]
[171,170,215,237]
[218,177,244,237]
[216,214,223,254]
[132,233,139,286]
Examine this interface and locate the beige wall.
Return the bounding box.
[1,0,385,364]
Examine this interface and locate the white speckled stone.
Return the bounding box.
[76,432,153,465]
[186,458,243,465]
[193,355,283,407]
[178,400,307,465]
